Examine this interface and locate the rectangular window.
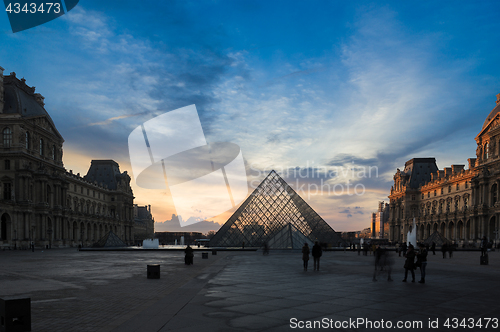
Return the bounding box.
[456,183,459,190]
[93,190,95,197]
[87,189,89,195]
[3,128,12,148]
[448,185,451,193]
[3,183,11,200]
[441,188,444,194]
[4,160,10,170]
[74,184,77,192]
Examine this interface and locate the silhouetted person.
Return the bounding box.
[448,243,454,258]
[441,243,447,258]
[302,243,310,271]
[242,241,245,249]
[417,243,428,284]
[363,243,368,256]
[357,243,361,255]
[481,236,488,257]
[373,245,382,281]
[431,242,436,255]
[373,246,394,282]
[312,241,322,271]
[184,245,194,265]
[402,244,416,282]
[31,241,34,252]
[263,242,269,255]
[401,242,407,257]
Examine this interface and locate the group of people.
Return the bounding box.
[301,242,322,271]
[402,243,428,283]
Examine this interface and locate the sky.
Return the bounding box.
[1,1,500,233]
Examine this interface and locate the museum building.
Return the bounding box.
[388,93,500,246]
[0,66,137,248]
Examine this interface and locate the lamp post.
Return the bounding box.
[31,226,35,252]
[13,229,17,250]
[80,228,84,248]
[47,228,52,249]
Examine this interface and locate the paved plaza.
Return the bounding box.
[1,248,499,331]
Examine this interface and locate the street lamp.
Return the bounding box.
[47,228,52,249]
[80,228,84,248]
[31,226,35,251]
[494,228,499,249]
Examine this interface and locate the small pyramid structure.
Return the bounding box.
[423,231,452,247]
[209,170,343,248]
[93,231,127,248]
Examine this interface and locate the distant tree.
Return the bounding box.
[206,230,216,239]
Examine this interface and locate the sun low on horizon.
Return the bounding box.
[2,0,500,234]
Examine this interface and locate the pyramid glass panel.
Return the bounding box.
[210,170,343,248]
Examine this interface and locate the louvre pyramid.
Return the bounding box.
[209,170,343,248]
[93,231,127,248]
[423,231,452,247]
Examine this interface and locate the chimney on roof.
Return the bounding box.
[0,66,4,113]
[451,165,465,174]
[468,158,476,169]
[444,167,452,178]
[497,93,500,105]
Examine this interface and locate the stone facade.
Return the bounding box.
[133,204,154,242]
[388,94,500,246]
[0,68,136,248]
[371,201,389,239]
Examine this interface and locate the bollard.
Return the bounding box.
[0,297,31,332]
[202,252,208,259]
[212,250,217,255]
[147,264,160,279]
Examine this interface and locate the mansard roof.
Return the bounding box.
[482,102,500,130]
[84,160,123,190]
[402,158,438,189]
[2,73,63,140]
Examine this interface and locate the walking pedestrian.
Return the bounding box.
[402,244,416,282]
[417,243,428,284]
[312,241,322,271]
[441,243,447,258]
[302,243,310,271]
[401,242,407,257]
[431,242,436,255]
[184,245,194,265]
[481,236,488,257]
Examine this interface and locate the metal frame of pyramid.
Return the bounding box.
[209,170,343,248]
[93,231,127,248]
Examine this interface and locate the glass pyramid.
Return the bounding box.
[209,170,343,249]
[93,231,127,247]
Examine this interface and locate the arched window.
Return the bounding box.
[3,128,12,147]
[39,139,44,156]
[25,132,30,149]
